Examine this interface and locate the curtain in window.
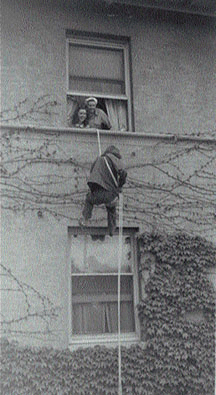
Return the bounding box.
[73,301,134,335]
[67,97,78,127]
[67,97,128,130]
[105,99,128,131]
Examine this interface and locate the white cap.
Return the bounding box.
[85,97,98,105]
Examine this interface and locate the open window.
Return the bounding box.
[68,227,140,347]
[66,35,132,131]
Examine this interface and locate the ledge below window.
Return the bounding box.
[69,332,140,350]
[1,124,216,143]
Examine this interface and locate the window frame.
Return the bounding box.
[66,36,133,132]
[68,227,140,348]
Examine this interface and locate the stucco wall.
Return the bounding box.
[1,0,215,348]
[1,0,216,135]
[1,211,69,348]
[1,126,215,347]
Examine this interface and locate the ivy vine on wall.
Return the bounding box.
[137,232,215,395]
[1,233,215,395]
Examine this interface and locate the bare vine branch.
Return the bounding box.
[1,96,215,338]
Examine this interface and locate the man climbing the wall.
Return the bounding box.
[79,145,127,236]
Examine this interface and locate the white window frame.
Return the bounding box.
[66,36,132,132]
[68,227,140,349]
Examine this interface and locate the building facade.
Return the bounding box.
[1,0,216,349]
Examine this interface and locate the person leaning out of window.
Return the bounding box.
[85,97,112,130]
[71,105,89,128]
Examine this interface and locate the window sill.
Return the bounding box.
[66,126,132,135]
[69,332,140,350]
[2,124,215,143]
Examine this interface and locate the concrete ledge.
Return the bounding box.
[1,124,216,144]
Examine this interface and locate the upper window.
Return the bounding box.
[66,35,132,132]
[69,228,139,347]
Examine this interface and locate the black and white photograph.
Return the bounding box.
[1,1,216,394]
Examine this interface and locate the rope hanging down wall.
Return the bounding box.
[96,129,123,395]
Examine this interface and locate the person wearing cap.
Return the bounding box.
[79,145,127,236]
[85,97,112,130]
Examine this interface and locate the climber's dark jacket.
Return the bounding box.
[87,145,127,195]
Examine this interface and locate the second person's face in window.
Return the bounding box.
[87,101,97,114]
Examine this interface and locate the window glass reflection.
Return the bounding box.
[71,234,132,273]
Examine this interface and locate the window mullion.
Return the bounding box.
[67,91,128,101]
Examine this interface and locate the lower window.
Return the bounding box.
[69,228,139,346]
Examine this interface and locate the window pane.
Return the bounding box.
[69,44,124,79]
[68,44,125,94]
[72,275,133,295]
[71,234,132,273]
[72,275,135,334]
[69,77,125,95]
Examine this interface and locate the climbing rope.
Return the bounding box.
[96,129,123,394]
[96,129,102,156]
[118,192,123,395]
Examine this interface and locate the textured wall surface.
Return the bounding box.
[1,0,216,136]
[1,0,215,348]
[104,0,216,16]
[1,126,215,347]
